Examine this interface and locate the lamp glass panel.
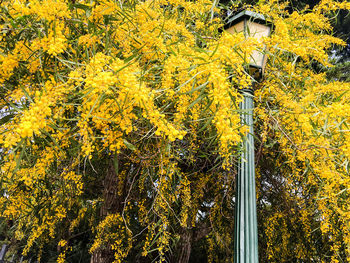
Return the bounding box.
[225,20,245,35]
[246,21,271,69]
[226,20,271,70]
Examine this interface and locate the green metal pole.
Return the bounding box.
[234,88,258,263]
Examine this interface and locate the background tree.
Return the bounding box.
[0,0,349,262]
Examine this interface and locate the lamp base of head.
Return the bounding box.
[248,65,263,81]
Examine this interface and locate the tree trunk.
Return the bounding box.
[91,156,126,263]
[90,250,111,263]
[175,228,193,263]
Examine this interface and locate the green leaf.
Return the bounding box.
[72,3,91,11]
[123,139,137,151]
[113,156,119,175]
[0,114,14,126]
[198,116,214,133]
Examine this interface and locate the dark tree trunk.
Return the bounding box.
[100,157,125,217]
[173,221,211,263]
[91,156,126,263]
[90,250,111,263]
[173,228,193,263]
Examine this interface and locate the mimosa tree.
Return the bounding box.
[0,0,349,262]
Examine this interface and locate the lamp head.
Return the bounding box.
[224,10,272,79]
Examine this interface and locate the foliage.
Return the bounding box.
[327,61,350,82]
[0,0,349,262]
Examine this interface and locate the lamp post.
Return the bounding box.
[224,10,272,263]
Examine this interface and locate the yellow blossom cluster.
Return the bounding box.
[78,34,100,48]
[37,26,68,56]
[90,213,132,263]
[1,78,70,148]
[10,0,71,21]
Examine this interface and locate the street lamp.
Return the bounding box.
[224,10,272,263]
